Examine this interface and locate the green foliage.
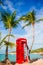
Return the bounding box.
[31,48,43,53]
[26,10,36,24]
[19,10,36,28]
[19,10,40,52]
[1,11,19,29]
[36,18,43,22]
[4,40,16,48]
[19,15,27,21]
[0,34,15,46]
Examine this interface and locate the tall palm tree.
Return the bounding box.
[0,34,15,47]
[0,34,15,59]
[27,10,35,51]
[4,40,15,59]
[19,10,39,60]
[19,10,36,50]
[1,11,19,60]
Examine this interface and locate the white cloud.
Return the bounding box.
[7,0,15,12]
[3,0,15,12]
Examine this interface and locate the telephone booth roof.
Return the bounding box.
[16,38,27,42]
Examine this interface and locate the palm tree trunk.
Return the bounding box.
[30,24,34,51]
[5,46,8,59]
[27,45,30,60]
[5,28,12,60]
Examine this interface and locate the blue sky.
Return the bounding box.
[0,0,43,53]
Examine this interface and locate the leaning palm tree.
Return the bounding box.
[1,11,19,60]
[4,40,15,59]
[19,10,36,50]
[26,10,35,51]
[0,34,15,59]
[19,10,39,59]
[0,34,15,47]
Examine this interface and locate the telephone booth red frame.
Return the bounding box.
[16,38,28,64]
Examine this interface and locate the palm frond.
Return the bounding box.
[11,20,19,28]
[1,11,11,29]
[22,22,31,28]
[27,10,35,22]
[1,11,19,29]
[36,18,43,22]
[19,15,26,21]
[11,11,16,22]
[1,11,10,20]
[4,41,16,48]
[19,10,36,25]
[1,13,7,22]
[32,10,36,21]
[0,34,15,46]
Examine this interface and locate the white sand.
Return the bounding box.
[15,59,43,65]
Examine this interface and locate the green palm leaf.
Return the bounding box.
[0,34,15,46]
[22,22,31,28]
[1,10,19,29]
[36,18,43,22]
[11,11,16,21]
[4,41,16,48]
[19,15,26,21]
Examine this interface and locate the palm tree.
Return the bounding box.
[0,35,15,60]
[0,34,15,59]
[4,40,15,59]
[27,10,35,51]
[0,34,15,47]
[1,11,19,60]
[19,10,39,60]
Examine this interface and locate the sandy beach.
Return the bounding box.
[15,59,43,65]
[0,59,43,65]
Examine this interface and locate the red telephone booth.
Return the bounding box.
[16,38,29,64]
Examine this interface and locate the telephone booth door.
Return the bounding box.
[16,38,28,64]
